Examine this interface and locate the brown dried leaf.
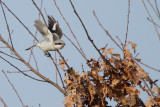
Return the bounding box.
[59,59,68,69]
[126,42,137,53]
[111,79,120,87]
[152,87,159,94]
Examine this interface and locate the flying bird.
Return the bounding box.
[26,16,65,56]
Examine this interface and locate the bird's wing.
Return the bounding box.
[48,16,63,40]
[34,20,53,40]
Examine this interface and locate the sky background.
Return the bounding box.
[0,0,160,107]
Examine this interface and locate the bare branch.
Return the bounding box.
[147,0,160,21]
[63,33,87,61]
[0,2,14,49]
[155,0,160,17]
[125,0,131,45]
[2,70,25,107]
[0,51,20,60]
[142,0,160,39]
[53,0,87,60]
[93,10,123,51]
[31,0,47,26]
[0,97,7,107]
[1,1,39,42]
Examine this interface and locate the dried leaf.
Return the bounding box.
[59,59,68,69]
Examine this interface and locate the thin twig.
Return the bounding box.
[142,0,160,39]
[0,97,7,107]
[1,1,38,42]
[49,54,65,90]
[93,11,123,51]
[31,0,47,26]
[0,51,20,60]
[2,70,25,107]
[116,36,124,46]
[140,61,160,72]
[147,17,160,28]
[7,70,31,73]
[125,0,131,45]
[0,3,14,49]
[147,0,160,21]
[63,33,87,61]
[53,0,87,60]
[0,56,45,82]
[69,1,104,59]
[155,0,160,17]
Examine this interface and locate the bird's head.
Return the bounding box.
[54,40,65,50]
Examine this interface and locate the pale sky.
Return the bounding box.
[0,0,160,107]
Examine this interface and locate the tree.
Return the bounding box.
[0,0,160,106]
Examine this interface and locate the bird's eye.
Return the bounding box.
[55,43,62,45]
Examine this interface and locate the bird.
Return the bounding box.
[26,16,65,56]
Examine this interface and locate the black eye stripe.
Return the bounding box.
[55,43,62,45]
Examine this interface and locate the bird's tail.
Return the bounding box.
[25,45,36,50]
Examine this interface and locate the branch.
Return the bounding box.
[93,10,123,51]
[0,34,67,96]
[53,0,87,60]
[125,0,131,45]
[2,70,25,107]
[31,0,47,26]
[69,0,105,60]
[0,50,20,60]
[1,1,39,42]
[0,2,14,49]
[142,0,160,39]
[63,33,87,61]
[0,97,7,107]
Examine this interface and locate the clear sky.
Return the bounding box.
[0,0,160,107]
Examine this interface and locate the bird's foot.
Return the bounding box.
[45,52,51,57]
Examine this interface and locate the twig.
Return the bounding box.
[69,0,104,60]
[63,33,87,61]
[2,70,25,107]
[31,0,47,26]
[0,97,7,107]
[1,1,38,42]
[147,0,160,21]
[125,0,131,45]
[0,56,45,82]
[7,70,31,73]
[54,52,58,84]
[147,17,160,28]
[49,54,65,90]
[140,61,160,72]
[0,34,67,96]
[116,36,124,46]
[28,0,43,71]
[155,0,160,17]
[57,50,70,69]
[0,51,20,60]
[93,10,123,51]
[0,2,14,49]
[142,0,160,39]
[53,0,87,60]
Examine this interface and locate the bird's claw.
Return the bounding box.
[45,52,51,57]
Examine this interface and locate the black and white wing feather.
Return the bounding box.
[34,20,53,40]
[48,16,63,40]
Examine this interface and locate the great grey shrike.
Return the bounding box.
[26,16,65,56]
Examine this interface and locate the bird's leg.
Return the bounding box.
[44,52,51,57]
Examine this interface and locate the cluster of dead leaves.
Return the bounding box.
[62,42,160,107]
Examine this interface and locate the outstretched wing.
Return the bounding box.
[34,20,53,40]
[48,16,63,40]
